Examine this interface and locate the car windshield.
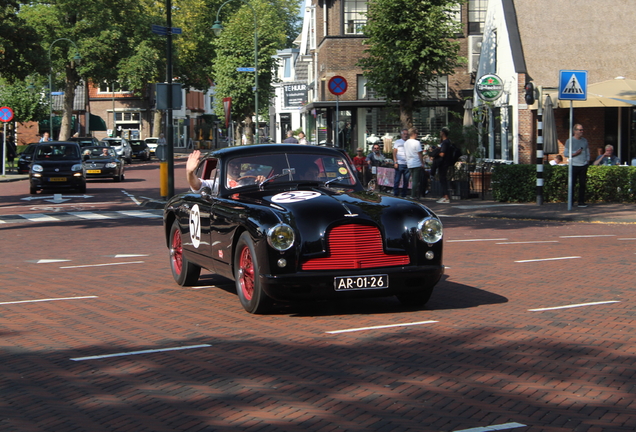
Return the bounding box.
[83,146,115,158]
[130,143,146,150]
[34,144,79,160]
[224,153,357,189]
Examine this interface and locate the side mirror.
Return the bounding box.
[200,186,213,200]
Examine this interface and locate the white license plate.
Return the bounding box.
[334,274,389,291]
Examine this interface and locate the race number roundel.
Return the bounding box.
[328,76,348,96]
[272,191,321,203]
[0,106,14,123]
[189,204,201,248]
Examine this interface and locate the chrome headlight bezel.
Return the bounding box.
[105,162,117,168]
[267,224,295,251]
[417,217,443,244]
[31,164,43,173]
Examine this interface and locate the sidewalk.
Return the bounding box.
[3,171,636,223]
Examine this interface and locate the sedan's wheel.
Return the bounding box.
[169,220,201,286]
[396,288,434,308]
[78,183,87,193]
[234,232,272,314]
[29,185,37,195]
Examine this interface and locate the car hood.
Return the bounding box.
[33,159,82,170]
[232,186,436,239]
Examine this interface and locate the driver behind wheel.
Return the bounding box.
[227,159,266,188]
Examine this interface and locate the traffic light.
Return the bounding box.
[525,82,535,105]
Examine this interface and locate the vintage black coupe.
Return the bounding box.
[163,144,444,313]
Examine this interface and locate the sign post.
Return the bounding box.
[0,106,14,176]
[328,76,348,148]
[558,70,587,210]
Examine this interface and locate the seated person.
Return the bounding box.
[549,155,564,166]
[593,144,620,166]
[299,162,320,181]
[101,147,111,157]
[186,150,265,191]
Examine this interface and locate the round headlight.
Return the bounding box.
[32,164,43,173]
[417,217,443,244]
[267,224,295,251]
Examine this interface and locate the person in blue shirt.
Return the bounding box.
[593,145,620,166]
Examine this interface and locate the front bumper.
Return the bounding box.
[259,265,444,302]
[30,174,85,190]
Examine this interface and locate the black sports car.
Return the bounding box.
[29,142,86,194]
[82,146,125,182]
[163,144,444,313]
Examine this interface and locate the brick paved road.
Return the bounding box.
[1,166,635,432]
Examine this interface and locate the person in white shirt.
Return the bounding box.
[392,129,410,197]
[403,127,424,200]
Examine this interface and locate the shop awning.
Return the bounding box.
[551,78,636,108]
[89,113,107,131]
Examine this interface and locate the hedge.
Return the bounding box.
[492,164,636,203]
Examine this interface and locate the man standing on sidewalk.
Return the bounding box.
[392,129,410,197]
[564,124,590,207]
[404,127,424,200]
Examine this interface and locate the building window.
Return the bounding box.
[98,82,131,94]
[421,76,448,100]
[114,112,140,122]
[283,57,292,79]
[468,0,487,34]
[309,6,316,50]
[357,75,378,100]
[344,0,367,35]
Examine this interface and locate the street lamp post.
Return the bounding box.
[212,0,259,144]
[48,38,81,140]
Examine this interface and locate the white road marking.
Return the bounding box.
[326,320,438,334]
[191,286,216,289]
[68,211,111,220]
[60,261,144,269]
[452,422,526,432]
[0,296,98,305]
[36,259,72,264]
[618,238,636,240]
[121,190,142,205]
[20,213,60,222]
[117,210,162,218]
[559,234,616,238]
[447,238,508,243]
[496,240,558,245]
[529,300,621,312]
[114,254,149,258]
[515,256,580,263]
[70,344,212,361]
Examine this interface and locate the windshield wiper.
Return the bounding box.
[259,168,296,190]
[324,176,347,187]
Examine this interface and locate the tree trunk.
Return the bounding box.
[244,115,254,145]
[59,64,79,141]
[153,110,163,137]
[399,95,414,130]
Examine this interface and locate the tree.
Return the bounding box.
[0,0,47,81]
[358,0,464,129]
[19,0,164,140]
[0,80,49,124]
[211,0,299,144]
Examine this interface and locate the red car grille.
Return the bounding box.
[301,224,410,270]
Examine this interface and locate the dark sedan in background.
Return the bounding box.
[17,143,37,174]
[29,142,86,194]
[82,146,125,182]
[129,140,151,161]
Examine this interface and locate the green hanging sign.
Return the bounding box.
[476,74,504,101]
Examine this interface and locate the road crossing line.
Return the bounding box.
[70,344,212,361]
[0,209,163,225]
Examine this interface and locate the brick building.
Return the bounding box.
[288,0,487,152]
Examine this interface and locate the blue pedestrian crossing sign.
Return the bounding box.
[558,70,587,101]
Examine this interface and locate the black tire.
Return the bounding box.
[169,220,201,286]
[234,232,272,314]
[30,185,37,194]
[396,288,434,308]
[78,183,87,193]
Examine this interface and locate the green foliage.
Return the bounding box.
[358,0,464,128]
[0,80,49,123]
[212,0,297,120]
[492,164,636,203]
[0,0,47,81]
